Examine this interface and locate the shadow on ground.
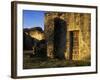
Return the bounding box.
[23,55,91,69]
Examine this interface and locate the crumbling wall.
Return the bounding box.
[44,12,91,61]
[44,13,55,58]
[79,14,91,60]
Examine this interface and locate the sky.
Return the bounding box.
[23,10,45,30]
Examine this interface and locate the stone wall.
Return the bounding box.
[44,12,91,61]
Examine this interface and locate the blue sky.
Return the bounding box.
[23,10,45,30]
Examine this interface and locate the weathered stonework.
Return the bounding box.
[45,12,91,61]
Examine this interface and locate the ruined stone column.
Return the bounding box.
[44,13,54,58]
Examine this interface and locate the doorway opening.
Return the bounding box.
[69,30,79,60]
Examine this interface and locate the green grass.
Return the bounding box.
[23,55,91,69]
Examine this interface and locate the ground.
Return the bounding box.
[23,54,91,69]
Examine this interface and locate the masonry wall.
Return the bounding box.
[44,12,91,61]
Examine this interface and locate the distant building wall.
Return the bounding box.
[29,30,45,40]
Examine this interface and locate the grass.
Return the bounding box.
[23,54,91,69]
